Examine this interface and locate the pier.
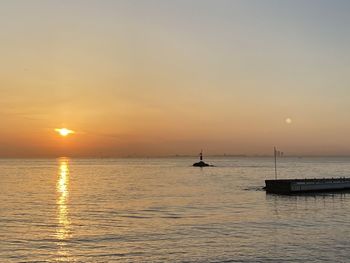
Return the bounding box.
[265,178,350,194]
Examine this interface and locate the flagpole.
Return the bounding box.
[274,146,277,180]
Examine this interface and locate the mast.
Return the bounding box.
[274,147,277,180]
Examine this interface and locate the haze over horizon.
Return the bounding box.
[2,0,350,157]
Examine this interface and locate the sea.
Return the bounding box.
[1,157,350,262]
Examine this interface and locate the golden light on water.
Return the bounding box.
[56,158,71,240]
[55,128,75,137]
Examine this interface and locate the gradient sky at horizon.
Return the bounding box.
[1,0,350,157]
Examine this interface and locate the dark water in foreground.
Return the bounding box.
[1,157,350,262]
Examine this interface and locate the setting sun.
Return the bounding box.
[55,128,75,137]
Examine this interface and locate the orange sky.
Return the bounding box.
[2,1,350,157]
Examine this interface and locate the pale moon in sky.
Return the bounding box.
[285,118,292,124]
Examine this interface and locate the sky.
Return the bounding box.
[1,0,350,157]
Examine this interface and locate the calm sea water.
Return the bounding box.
[1,157,350,262]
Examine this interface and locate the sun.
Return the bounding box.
[55,128,75,137]
[285,118,292,124]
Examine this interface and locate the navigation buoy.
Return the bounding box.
[193,150,213,167]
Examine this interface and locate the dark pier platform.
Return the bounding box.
[265,178,350,194]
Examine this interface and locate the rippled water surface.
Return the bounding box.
[2,157,350,262]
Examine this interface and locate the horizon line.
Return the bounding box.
[3,154,350,159]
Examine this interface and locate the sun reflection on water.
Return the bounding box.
[55,158,74,261]
[56,158,71,240]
